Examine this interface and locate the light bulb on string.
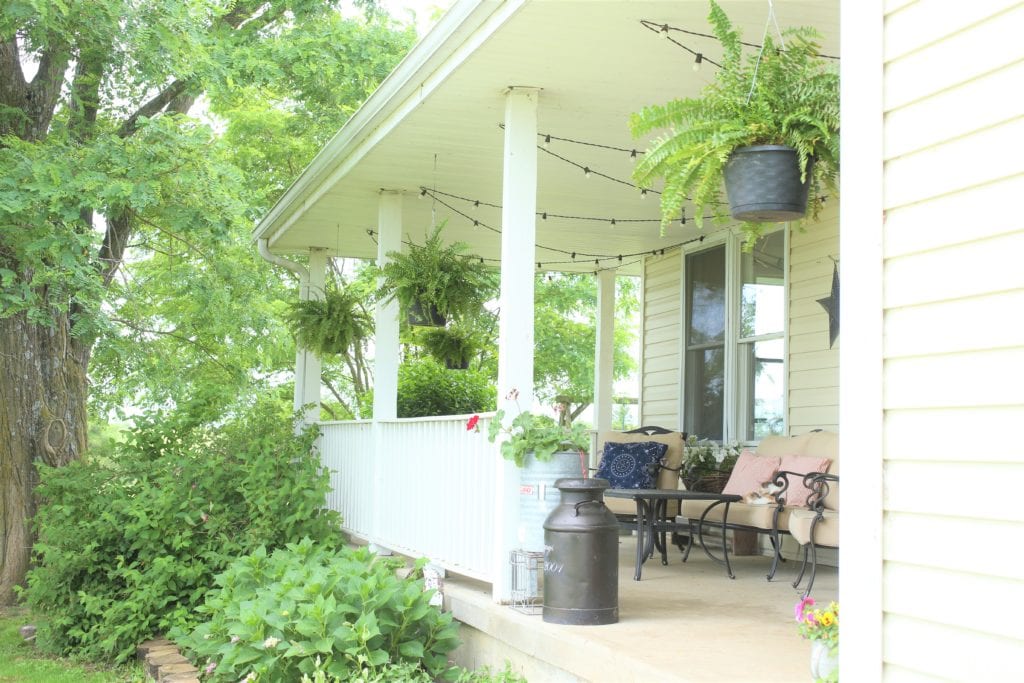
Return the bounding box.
[583,167,591,179]
[543,134,551,149]
[693,53,703,71]
[660,24,670,38]
[419,189,427,199]
[640,189,648,199]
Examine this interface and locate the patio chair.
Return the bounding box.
[788,471,840,597]
[593,426,687,531]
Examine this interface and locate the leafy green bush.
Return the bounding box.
[299,660,528,682]
[397,358,496,418]
[21,399,342,663]
[174,540,460,681]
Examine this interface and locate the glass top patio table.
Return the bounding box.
[605,489,741,581]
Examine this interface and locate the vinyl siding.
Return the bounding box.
[881,0,1024,677]
[788,202,840,433]
[639,251,682,429]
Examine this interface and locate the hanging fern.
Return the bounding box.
[284,285,373,358]
[631,0,839,243]
[374,221,497,324]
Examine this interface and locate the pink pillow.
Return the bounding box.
[779,454,832,506]
[722,451,781,496]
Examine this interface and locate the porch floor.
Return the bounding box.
[443,537,837,682]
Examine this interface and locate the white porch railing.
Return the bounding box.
[319,414,498,582]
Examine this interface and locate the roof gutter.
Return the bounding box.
[257,238,308,282]
[252,0,506,251]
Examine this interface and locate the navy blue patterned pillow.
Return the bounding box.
[596,441,669,489]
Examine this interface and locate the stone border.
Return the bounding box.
[137,638,201,682]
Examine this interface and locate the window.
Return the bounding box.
[683,230,786,443]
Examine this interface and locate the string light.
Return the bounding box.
[419,188,427,199]
[693,53,703,71]
[583,166,592,179]
[640,19,839,62]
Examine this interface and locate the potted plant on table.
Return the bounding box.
[630,0,839,244]
[680,435,740,493]
[375,221,496,327]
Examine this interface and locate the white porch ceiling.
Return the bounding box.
[255,0,840,274]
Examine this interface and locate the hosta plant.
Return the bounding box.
[173,539,461,682]
[631,0,839,243]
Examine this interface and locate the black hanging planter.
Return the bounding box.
[407,301,447,327]
[724,145,813,222]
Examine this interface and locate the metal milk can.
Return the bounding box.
[542,477,620,625]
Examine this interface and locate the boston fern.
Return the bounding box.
[375,221,496,324]
[285,285,373,357]
[631,0,839,242]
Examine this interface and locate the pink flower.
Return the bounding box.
[795,596,815,621]
[205,661,217,674]
[466,415,480,432]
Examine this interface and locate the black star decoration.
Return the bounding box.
[817,262,840,348]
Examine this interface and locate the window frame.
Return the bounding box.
[680,227,789,445]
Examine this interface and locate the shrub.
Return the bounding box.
[397,357,496,418]
[299,660,528,682]
[21,399,342,663]
[173,540,461,681]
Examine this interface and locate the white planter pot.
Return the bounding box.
[810,640,838,681]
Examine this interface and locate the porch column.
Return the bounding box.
[494,86,540,603]
[370,191,403,556]
[593,268,616,452]
[297,248,327,425]
[374,191,402,420]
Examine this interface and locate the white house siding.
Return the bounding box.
[882,0,1024,678]
[639,251,683,429]
[788,203,841,435]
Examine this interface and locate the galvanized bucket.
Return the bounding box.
[517,450,586,552]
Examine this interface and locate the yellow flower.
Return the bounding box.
[820,611,836,627]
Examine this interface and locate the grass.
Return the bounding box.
[0,607,144,683]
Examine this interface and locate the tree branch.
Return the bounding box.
[118,79,191,138]
[110,316,237,377]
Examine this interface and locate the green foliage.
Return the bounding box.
[20,399,342,664]
[285,284,374,358]
[173,540,460,682]
[533,273,639,416]
[375,222,498,325]
[0,607,144,682]
[397,358,496,418]
[413,324,483,370]
[631,0,839,243]
[485,391,590,467]
[298,660,528,683]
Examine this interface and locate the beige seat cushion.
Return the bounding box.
[789,509,839,547]
[679,500,794,531]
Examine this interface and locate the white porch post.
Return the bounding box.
[374,191,402,420]
[297,249,327,425]
[494,86,539,603]
[371,191,403,555]
[593,268,616,452]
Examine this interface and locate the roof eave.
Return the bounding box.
[252,0,514,250]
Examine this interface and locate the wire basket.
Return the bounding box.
[681,469,731,494]
[509,550,544,615]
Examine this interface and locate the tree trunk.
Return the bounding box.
[0,312,89,605]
